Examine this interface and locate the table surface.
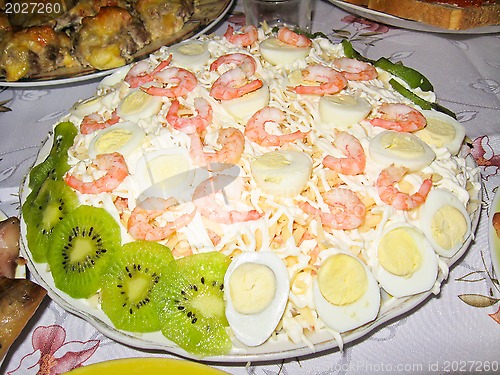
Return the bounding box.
[1,1,499,374]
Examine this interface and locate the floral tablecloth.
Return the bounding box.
[1,0,499,374]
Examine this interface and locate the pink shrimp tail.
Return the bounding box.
[64,152,128,194]
[125,55,172,89]
[224,24,258,47]
[376,166,432,210]
[277,27,312,47]
[80,111,120,135]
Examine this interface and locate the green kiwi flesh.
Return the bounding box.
[48,205,121,299]
[23,179,80,263]
[29,121,77,192]
[101,241,174,332]
[152,252,232,356]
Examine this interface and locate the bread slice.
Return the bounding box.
[341,0,500,30]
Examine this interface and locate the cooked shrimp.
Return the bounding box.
[245,106,309,147]
[189,127,245,171]
[332,57,377,81]
[210,68,263,100]
[369,103,426,132]
[299,187,366,231]
[210,53,257,76]
[142,66,197,97]
[124,55,172,88]
[290,64,347,96]
[166,97,212,134]
[64,152,129,194]
[376,164,432,210]
[277,27,311,48]
[210,53,262,100]
[322,131,366,175]
[192,175,262,224]
[127,197,195,241]
[223,24,258,47]
[80,110,120,135]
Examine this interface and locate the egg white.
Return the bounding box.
[220,83,270,123]
[251,150,312,198]
[418,189,472,258]
[318,94,372,130]
[88,121,146,158]
[369,130,435,171]
[169,40,210,71]
[224,251,290,347]
[373,224,439,298]
[313,250,380,334]
[134,147,195,203]
[259,37,311,65]
[116,89,163,122]
[415,110,466,156]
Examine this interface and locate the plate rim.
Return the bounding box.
[0,0,234,88]
[19,129,483,363]
[328,0,500,34]
[489,188,500,278]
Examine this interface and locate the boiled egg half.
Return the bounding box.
[313,251,380,333]
[369,130,435,171]
[251,150,312,198]
[224,251,290,347]
[418,189,471,258]
[70,95,109,118]
[318,94,372,130]
[116,89,163,122]
[414,110,466,156]
[134,147,194,203]
[169,40,210,71]
[221,83,270,123]
[374,224,438,298]
[259,37,311,65]
[88,121,146,158]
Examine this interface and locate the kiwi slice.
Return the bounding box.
[47,205,121,299]
[101,241,174,332]
[23,179,80,263]
[29,121,77,192]
[152,252,232,356]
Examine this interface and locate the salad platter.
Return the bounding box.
[19,26,482,362]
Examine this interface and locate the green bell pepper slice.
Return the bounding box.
[389,79,456,119]
[375,57,434,92]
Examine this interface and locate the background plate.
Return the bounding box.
[489,188,500,278]
[0,0,233,87]
[19,130,482,363]
[329,0,500,34]
[64,357,228,375]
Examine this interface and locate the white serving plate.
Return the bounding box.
[489,188,500,278]
[19,130,482,363]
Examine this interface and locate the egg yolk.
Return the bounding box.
[378,228,422,277]
[229,263,276,315]
[380,132,425,158]
[176,42,205,56]
[120,90,151,113]
[317,254,367,306]
[253,151,291,171]
[431,205,467,250]
[94,129,133,154]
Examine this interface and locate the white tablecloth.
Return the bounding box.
[1,0,499,373]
